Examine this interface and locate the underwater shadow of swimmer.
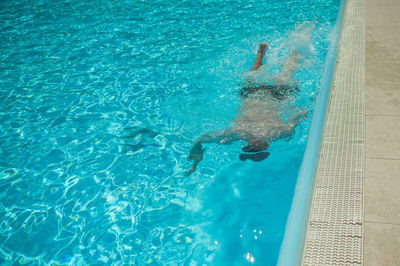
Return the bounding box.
[119,126,161,153]
[239,152,270,162]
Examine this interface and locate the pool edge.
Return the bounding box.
[301,0,365,264]
[276,0,348,265]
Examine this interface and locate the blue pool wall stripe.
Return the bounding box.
[277,0,347,265]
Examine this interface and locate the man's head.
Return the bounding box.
[242,138,269,153]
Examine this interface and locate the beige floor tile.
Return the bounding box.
[365,0,400,61]
[366,0,400,62]
[366,59,400,84]
[366,39,400,61]
[366,0,400,29]
[367,0,400,8]
[364,222,400,266]
[365,159,400,224]
[366,115,400,159]
[366,84,400,115]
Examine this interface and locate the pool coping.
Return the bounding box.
[277,0,365,264]
[302,0,365,264]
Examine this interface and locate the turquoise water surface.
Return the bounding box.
[0,0,339,265]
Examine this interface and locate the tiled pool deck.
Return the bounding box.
[364,0,400,264]
[301,0,400,264]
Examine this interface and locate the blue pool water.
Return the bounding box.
[0,0,340,265]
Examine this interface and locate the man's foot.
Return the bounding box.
[258,43,268,56]
[291,50,298,63]
[281,49,298,68]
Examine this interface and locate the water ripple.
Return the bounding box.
[0,0,340,264]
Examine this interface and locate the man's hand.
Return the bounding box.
[186,143,204,175]
[188,143,204,161]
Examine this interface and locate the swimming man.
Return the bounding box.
[186,43,307,175]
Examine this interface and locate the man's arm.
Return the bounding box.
[186,131,236,175]
[267,110,308,141]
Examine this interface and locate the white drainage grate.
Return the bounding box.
[302,0,365,265]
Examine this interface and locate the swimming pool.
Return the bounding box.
[0,0,340,264]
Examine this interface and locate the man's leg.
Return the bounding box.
[250,43,268,71]
[281,50,298,71]
[272,50,299,84]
